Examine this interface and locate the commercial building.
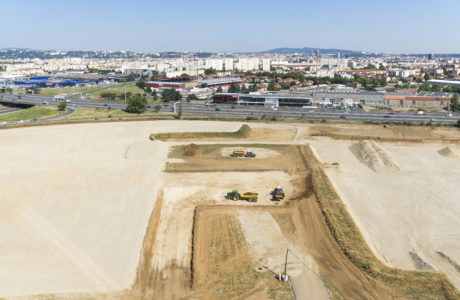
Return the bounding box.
[197,77,242,88]
[145,76,198,89]
[312,91,385,105]
[383,95,452,109]
[213,92,311,107]
[427,79,460,86]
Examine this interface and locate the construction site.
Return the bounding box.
[1,120,460,299]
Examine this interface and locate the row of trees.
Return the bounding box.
[418,83,460,93]
[241,71,388,89]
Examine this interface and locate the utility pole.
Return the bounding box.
[278,248,289,281]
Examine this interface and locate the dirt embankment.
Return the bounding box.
[129,190,191,300]
[189,169,386,299]
[349,140,401,173]
[167,145,305,175]
[307,124,460,142]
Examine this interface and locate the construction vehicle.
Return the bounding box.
[245,151,256,158]
[230,150,256,158]
[226,190,258,202]
[271,186,285,201]
[231,150,246,157]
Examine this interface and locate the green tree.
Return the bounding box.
[126,73,138,81]
[204,68,217,75]
[267,81,277,91]
[126,95,147,114]
[228,83,240,93]
[58,101,67,111]
[452,93,460,111]
[216,86,223,93]
[162,88,182,102]
[186,93,198,102]
[154,105,161,112]
[136,80,145,90]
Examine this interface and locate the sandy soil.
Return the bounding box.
[3,120,460,299]
[306,123,460,141]
[0,120,247,297]
[237,210,330,300]
[349,140,400,173]
[310,138,460,290]
[152,171,295,267]
[439,146,460,158]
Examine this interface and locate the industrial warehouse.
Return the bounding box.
[213,92,312,107]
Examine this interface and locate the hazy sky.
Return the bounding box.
[1,0,459,53]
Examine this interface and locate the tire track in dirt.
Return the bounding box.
[0,195,121,292]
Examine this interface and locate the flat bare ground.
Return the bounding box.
[1,120,460,299]
[0,120,243,297]
[310,137,460,290]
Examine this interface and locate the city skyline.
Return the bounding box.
[1,0,459,54]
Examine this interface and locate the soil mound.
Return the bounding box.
[349,140,400,173]
[220,147,280,159]
[438,146,460,158]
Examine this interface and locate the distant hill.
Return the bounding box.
[0,47,34,51]
[260,47,364,56]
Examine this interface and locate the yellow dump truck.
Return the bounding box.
[226,190,258,202]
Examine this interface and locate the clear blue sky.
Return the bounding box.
[1,0,459,53]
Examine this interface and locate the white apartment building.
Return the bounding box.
[224,58,234,70]
[262,59,271,71]
[236,57,260,71]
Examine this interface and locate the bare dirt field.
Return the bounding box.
[306,123,460,142]
[1,120,460,299]
[310,138,460,291]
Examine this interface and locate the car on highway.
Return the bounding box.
[395,111,401,114]
[340,115,346,119]
[32,118,38,122]
[416,110,426,115]
[384,115,391,118]
[215,107,221,111]
[231,105,236,109]
[17,120,24,123]
[42,101,49,105]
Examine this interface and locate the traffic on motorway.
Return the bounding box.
[0,93,459,125]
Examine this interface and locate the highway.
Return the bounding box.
[0,93,459,125]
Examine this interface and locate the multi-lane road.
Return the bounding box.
[0,92,459,125]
